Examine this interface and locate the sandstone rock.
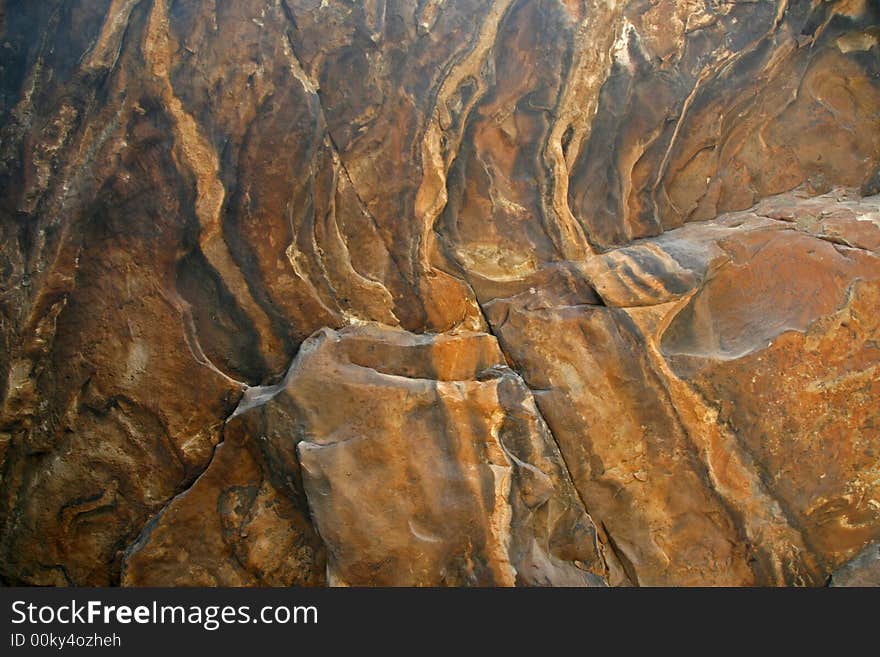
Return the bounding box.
[121,426,325,587]
[830,541,880,587]
[482,189,880,585]
[1,1,879,587]
[485,287,764,586]
[240,326,603,586]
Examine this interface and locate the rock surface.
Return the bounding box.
[1,1,879,586]
[830,541,880,587]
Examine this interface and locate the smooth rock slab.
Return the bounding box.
[249,325,605,586]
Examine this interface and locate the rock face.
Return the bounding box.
[1,1,878,586]
[830,541,880,587]
[124,326,605,586]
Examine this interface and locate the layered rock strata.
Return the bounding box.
[1,0,879,586]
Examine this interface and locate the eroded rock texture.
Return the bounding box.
[1,0,878,586]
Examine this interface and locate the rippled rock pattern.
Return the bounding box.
[1,0,878,586]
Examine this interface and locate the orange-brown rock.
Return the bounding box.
[479,188,880,586]
[121,424,325,586]
[229,326,603,586]
[1,1,879,587]
[484,284,768,586]
[657,195,880,572]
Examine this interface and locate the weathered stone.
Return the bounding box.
[481,189,880,585]
[121,425,325,587]
[485,288,764,586]
[1,1,878,587]
[225,326,604,587]
[830,541,880,587]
